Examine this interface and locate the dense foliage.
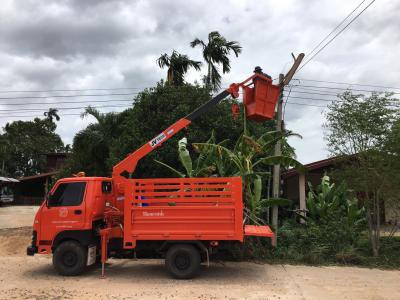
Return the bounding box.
[62,82,275,178]
[0,111,64,177]
[325,91,400,256]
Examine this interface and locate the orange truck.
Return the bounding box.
[27,70,278,279]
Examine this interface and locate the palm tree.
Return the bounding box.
[157,50,202,86]
[191,31,242,90]
[78,107,124,175]
[81,106,122,140]
[44,108,60,122]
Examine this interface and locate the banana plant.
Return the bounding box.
[193,131,304,222]
[305,176,365,227]
[155,127,304,223]
[154,131,228,178]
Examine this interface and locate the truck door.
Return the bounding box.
[39,181,87,243]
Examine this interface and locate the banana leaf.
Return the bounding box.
[178,137,193,177]
[153,159,185,177]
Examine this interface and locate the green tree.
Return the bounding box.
[62,107,124,177]
[191,31,242,90]
[157,50,201,86]
[0,116,64,177]
[44,108,60,122]
[325,91,399,256]
[62,82,275,178]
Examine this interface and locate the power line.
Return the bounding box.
[286,89,340,96]
[284,95,338,102]
[0,98,134,106]
[0,104,132,114]
[0,88,222,102]
[0,102,327,119]
[305,0,367,60]
[0,92,139,100]
[0,113,83,119]
[0,87,148,94]
[298,0,376,72]
[288,84,399,94]
[294,78,400,90]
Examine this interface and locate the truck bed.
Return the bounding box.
[122,177,243,248]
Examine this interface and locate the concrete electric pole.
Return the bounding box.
[271,53,304,247]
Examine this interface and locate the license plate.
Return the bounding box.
[87,246,96,266]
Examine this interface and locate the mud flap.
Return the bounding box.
[244,225,274,238]
[87,246,96,266]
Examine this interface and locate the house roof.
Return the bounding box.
[18,171,58,181]
[0,176,19,183]
[282,156,345,179]
[45,152,68,157]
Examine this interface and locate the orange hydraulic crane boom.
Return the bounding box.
[112,89,231,192]
[112,70,278,193]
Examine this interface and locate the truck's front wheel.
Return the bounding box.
[165,244,201,279]
[53,241,86,276]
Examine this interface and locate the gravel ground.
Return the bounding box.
[0,205,39,229]
[0,206,399,299]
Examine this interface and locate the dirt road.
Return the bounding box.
[0,206,38,229]
[0,206,399,299]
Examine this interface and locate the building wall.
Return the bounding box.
[282,168,330,207]
[14,177,48,205]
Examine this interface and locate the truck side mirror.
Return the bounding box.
[45,192,52,207]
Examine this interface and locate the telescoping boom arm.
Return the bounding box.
[112,89,231,188]
[112,71,273,191]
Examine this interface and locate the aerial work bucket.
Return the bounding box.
[243,74,281,122]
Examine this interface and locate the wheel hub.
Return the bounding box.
[63,251,78,267]
[175,253,190,270]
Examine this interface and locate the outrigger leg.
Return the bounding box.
[100,228,111,279]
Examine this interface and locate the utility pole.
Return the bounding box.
[271,53,304,247]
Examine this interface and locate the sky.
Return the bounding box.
[0,0,398,164]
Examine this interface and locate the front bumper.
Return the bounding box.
[27,230,38,256]
[26,245,37,256]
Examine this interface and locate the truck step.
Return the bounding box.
[244,225,274,238]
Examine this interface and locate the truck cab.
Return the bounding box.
[27,177,113,275]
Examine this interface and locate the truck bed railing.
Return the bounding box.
[123,177,243,248]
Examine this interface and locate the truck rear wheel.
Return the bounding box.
[165,244,201,279]
[53,241,86,276]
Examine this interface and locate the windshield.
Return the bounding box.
[48,182,86,207]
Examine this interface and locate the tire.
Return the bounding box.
[53,241,87,276]
[165,244,201,279]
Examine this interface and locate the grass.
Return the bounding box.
[234,234,400,270]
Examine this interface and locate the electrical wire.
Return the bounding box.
[305,0,367,60]
[285,88,340,96]
[0,92,139,100]
[293,78,400,90]
[0,98,134,106]
[0,87,148,94]
[0,104,132,114]
[298,0,376,72]
[287,84,399,94]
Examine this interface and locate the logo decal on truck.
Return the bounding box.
[59,207,68,218]
[149,133,166,148]
[142,211,164,217]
